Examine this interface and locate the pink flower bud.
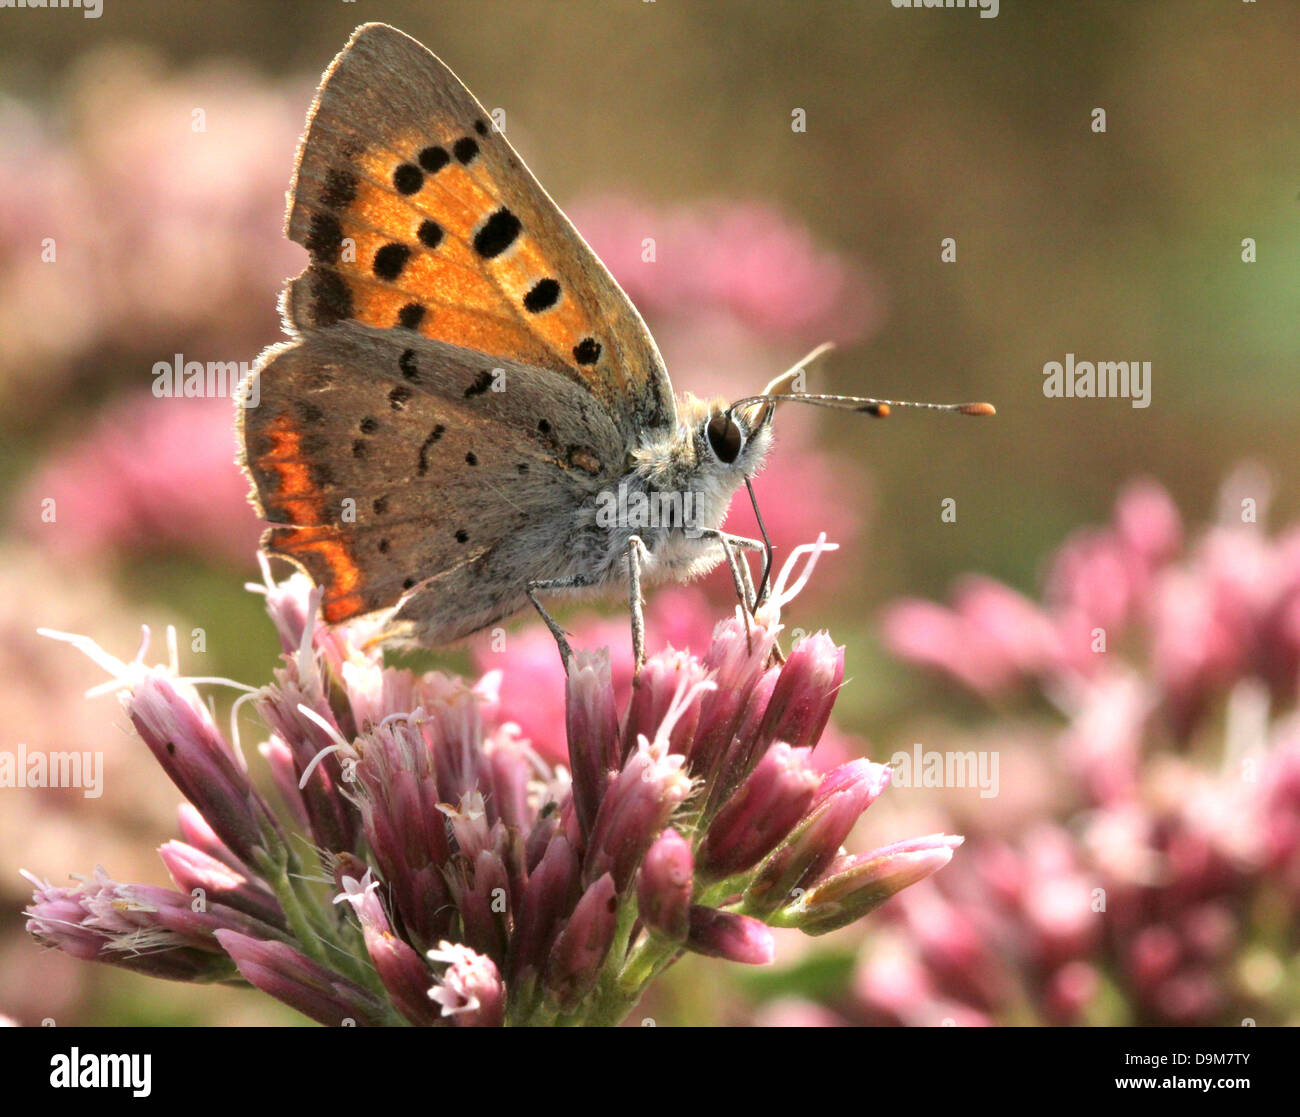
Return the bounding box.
[637,829,693,941]
[743,760,890,915]
[566,649,621,838]
[215,929,387,1026]
[772,834,962,935]
[158,840,283,928]
[508,836,580,995]
[755,632,845,754]
[446,849,511,964]
[337,872,441,1026]
[697,743,820,881]
[128,670,283,866]
[353,720,453,949]
[547,873,619,1010]
[257,679,360,853]
[686,906,774,965]
[623,649,712,760]
[584,738,692,891]
[23,869,241,982]
[689,613,779,781]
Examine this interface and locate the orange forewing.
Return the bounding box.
[281,23,675,446]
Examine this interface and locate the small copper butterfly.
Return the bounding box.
[239,23,992,667]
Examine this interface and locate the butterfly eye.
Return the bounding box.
[706,413,744,464]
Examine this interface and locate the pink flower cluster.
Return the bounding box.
[25,546,957,1026]
[883,476,1300,738]
[820,475,1300,1026]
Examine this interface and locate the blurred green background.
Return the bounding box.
[1,0,1296,1025]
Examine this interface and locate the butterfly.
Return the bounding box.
[240,23,992,668]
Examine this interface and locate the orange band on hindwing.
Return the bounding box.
[255,413,366,623]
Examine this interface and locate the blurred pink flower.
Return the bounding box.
[0,47,304,405]
[1152,523,1300,733]
[881,576,1061,695]
[845,786,1280,1027]
[569,197,884,349]
[883,474,1300,736]
[837,471,1300,1026]
[752,996,846,1027]
[0,546,198,1025]
[18,393,260,567]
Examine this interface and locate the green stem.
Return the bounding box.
[252,847,382,995]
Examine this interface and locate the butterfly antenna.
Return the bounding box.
[745,476,775,607]
[762,342,837,396]
[736,342,839,427]
[731,392,996,419]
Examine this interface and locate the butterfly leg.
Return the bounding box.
[527,573,601,672]
[701,530,764,612]
[528,538,650,674]
[701,530,787,665]
[698,530,762,654]
[626,535,651,674]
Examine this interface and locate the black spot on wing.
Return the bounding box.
[309,269,352,325]
[474,209,521,258]
[320,168,358,210]
[416,425,446,476]
[523,278,561,313]
[418,220,443,249]
[389,385,413,410]
[305,213,344,263]
[418,146,450,173]
[464,369,494,398]
[573,338,602,366]
[393,164,423,195]
[398,303,426,330]
[373,243,412,281]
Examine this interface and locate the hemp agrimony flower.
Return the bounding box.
[25,539,958,1025]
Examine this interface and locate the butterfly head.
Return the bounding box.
[624,392,773,556]
[675,393,774,487]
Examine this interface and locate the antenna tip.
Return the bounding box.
[960,402,996,417]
